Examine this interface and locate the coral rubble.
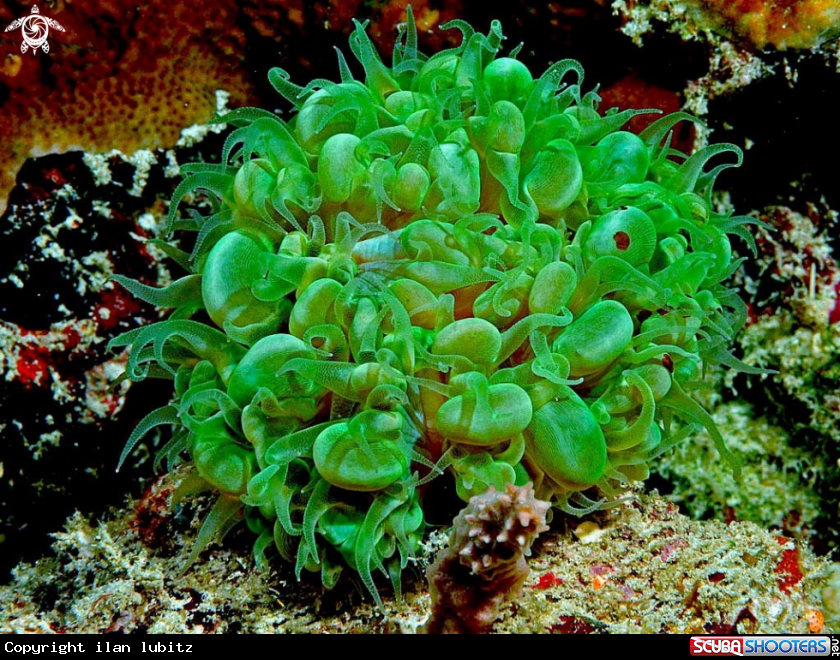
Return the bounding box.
[729,205,840,547]
[0,488,831,633]
[659,399,823,534]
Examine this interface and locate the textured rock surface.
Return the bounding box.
[0,487,831,634]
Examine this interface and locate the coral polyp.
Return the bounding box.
[111,11,759,603]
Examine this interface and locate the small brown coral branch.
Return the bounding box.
[424,483,550,634]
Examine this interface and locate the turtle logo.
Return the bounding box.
[5,5,65,55]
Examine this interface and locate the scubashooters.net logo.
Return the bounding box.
[691,636,837,657]
[4,5,64,54]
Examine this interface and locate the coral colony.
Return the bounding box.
[111,11,758,604]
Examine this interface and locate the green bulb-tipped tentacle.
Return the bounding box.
[110,320,245,384]
[241,399,303,466]
[582,207,657,268]
[482,55,533,104]
[179,387,243,438]
[601,370,657,451]
[523,387,607,492]
[437,371,533,446]
[180,494,244,573]
[520,138,584,222]
[313,409,413,492]
[529,260,577,315]
[116,405,179,471]
[579,131,650,200]
[201,230,291,346]
[452,449,518,501]
[424,128,482,219]
[659,375,740,477]
[227,333,321,407]
[112,274,203,317]
[288,278,344,338]
[190,427,257,496]
[567,255,667,314]
[549,300,633,379]
[361,259,499,296]
[529,329,582,386]
[353,484,414,610]
[667,143,742,200]
[319,133,368,204]
[431,318,502,367]
[493,310,573,367]
[167,172,236,234]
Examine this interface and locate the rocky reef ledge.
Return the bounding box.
[1,479,832,634]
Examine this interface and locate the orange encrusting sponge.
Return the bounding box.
[0,0,253,214]
[689,0,840,50]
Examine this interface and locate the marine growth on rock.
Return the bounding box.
[111,10,760,604]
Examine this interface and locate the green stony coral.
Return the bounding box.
[110,11,761,605]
